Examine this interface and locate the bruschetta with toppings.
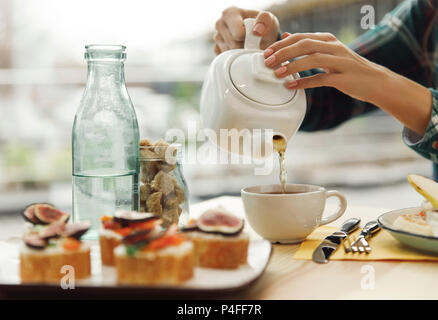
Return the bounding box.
[180,208,249,269]
[19,204,91,283]
[99,210,162,266]
[114,224,194,285]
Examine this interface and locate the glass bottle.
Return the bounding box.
[72,45,139,239]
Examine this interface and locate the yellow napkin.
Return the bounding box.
[294,225,438,261]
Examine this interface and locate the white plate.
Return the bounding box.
[378,207,438,255]
[0,238,272,297]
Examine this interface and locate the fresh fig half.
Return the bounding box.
[23,204,41,224]
[179,226,198,232]
[62,221,90,240]
[38,221,66,240]
[24,233,47,250]
[197,209,244,236]
[34,204,70,225]
[114,210,159,226]
[122,229,154,245]
[23,203,56,224]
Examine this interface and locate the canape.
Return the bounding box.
[114,224,194,285]
[99,210,162,266]
[180,208,249,269]
[19,203,91,283]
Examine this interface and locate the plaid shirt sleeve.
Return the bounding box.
[299,0,438,161]
[404,89,438,162]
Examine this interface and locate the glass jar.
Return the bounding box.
[139,141,189,226]
[72,45,140,239]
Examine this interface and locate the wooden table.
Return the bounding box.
[192,196,438,300]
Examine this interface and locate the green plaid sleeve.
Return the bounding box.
[301,0,428,132]
[403,89,438,162]
[300,0,438,163]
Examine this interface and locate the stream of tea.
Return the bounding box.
[273,135,287,193]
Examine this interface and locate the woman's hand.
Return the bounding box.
[265,32,432,136]
[214,7,279,54]
[264,32,389,101]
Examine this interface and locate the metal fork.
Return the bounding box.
[344,220,381,254]
[343,233,354,253]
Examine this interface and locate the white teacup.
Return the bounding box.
[241,184,347,243]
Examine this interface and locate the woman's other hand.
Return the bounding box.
[264,32,432,136]
[264,32,387,101]
[214,7,279,54]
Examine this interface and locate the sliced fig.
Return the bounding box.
[23,203,56,224]
[24,233,47,250]
[180,226,198,232]
[34,204,70,225]
[197,209,244,236]
[38,221,66,240]
[114,210,159,227]
[23,205,41,224]
[62,221,90,240]
[122,229,154,245]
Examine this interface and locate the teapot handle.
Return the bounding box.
[244,18,262,50]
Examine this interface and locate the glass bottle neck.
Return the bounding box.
[85,61,126,89]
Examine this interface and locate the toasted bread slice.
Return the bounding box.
[20,244,91,283]
[99,231,122,266]
[114,241,194,285]
[186,231,249,269]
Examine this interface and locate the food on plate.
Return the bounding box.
[139,138,185,226]
[393,211,433,236]
[408,174,438,236]
[114,224,194,285]
[180,208,248,269]
[393,174,438,236]
[408,174,438,207]
[19,206,91,283]
[99,210,161,265]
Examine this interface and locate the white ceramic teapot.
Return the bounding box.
[200,18,307,158]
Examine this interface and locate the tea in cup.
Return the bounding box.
[241,184,347,243]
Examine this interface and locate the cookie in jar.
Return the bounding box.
[139,138,189,226]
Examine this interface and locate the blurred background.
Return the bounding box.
[0,0,429,219]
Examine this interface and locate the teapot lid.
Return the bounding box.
[229,18,295,106]
[230,52,295,105]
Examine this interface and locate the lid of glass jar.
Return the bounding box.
[230,52,295,105]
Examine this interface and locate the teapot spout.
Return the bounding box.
[272,132,288,152]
